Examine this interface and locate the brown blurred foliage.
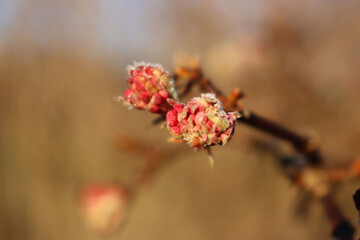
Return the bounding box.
[0,0,360,240]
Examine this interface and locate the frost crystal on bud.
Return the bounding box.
[166,93,240,151]
[116,62,177,114]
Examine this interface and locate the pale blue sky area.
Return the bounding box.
[0,0,343,59]
[0,0,266,51]
[94,0,267,58]
[0,0,16,30]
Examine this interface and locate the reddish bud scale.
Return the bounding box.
[166,93,240,151]
[116,62,177,114]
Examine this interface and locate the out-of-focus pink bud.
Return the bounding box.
[166,93,240,151]
[80,183,130,235]
[116,62,178,114]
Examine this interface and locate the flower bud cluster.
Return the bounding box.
[116,62,177,114]
[166,93,240,151]
[117,62,240,150]
[80,183,129,235]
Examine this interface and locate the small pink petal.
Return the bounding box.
[174,103,185,113]
[166,110,178,127]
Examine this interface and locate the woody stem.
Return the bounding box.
[175,69,355,239]
[237,111,322,166]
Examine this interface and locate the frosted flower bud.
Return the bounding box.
[116,62,177,114]
[166,93,240,151]
[80,183,130,235]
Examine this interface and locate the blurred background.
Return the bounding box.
[1,0,360,239]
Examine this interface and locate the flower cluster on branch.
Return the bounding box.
[116,62,240,151]
[112,61,357,240]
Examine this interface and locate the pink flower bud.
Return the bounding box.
[80,183,130,235]
[116,62,177,114]
[166,93,240,151]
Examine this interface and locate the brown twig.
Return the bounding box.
[321,195,355,240]
[173,65,355,240]
[238,111,322,166]
[179,67,321,166]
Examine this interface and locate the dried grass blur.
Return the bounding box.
[0,0,360,239]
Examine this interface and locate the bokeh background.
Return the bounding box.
[1,0,360,239]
